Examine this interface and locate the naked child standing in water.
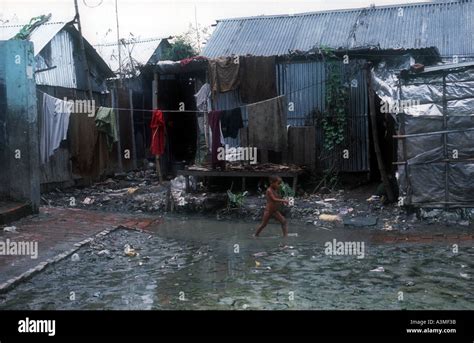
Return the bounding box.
[254,176,289,237]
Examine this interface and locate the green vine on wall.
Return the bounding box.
[322,60,348,151]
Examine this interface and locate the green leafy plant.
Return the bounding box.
[227,190,248,208]
[322,61,348,151]
[162,37,197,61]
[279,182,295,198]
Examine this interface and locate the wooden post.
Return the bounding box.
[111,87,123,173]
[152,72,163,182]
[74,0,93,100]
[129,88,137,170]
[366,67,395,203]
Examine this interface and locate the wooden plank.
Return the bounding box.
[177,170,302,178]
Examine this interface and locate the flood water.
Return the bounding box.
[0,217,472,310]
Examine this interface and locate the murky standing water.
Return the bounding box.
[0,217,472,310]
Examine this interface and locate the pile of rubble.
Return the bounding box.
[43,170,170,214]
[42,170,473,231]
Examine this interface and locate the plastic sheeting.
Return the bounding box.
[372,60,474,208]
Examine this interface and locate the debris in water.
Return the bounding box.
[255,261,261,267]
[370,266,385,272]
[3,226,17,233]
[287,233,298,237]
[127,187,139,194]
[253,252,267,258]
[319,214,342,223]
[71,253,80,262]
[124,244,138,257]
[460,273,470,279]
[82,197,95,205]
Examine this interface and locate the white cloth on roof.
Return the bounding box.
[40,93,72,164]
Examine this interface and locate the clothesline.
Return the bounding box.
[37,75,335,114]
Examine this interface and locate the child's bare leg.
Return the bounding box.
[273,211,288,237]
[254,211,271,237]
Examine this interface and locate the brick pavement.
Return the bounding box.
[0,207,159,287]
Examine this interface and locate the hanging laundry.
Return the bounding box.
[208,110,226,169]
[194,83,211,112]
[150,109,166,156]
[208,56,240,93]
[247,95,287,152]
[69,112,98,174]
[239,56,277,103]
[221,107,244,139]
[95,107,118,151]
[40,93,72,164]
[180,56,208,67]
[208,112,225,151]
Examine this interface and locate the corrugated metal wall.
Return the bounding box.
[35,30,77,89]
[277,59,369,172]
[35,30,108,92]
[213,59,369,172]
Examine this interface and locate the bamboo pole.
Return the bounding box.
[152,72,163,182]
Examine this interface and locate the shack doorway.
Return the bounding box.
[158,74,198,174]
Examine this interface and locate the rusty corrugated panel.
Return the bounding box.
[35,30,77,89]
[203,1,474,59]
[277,60,369,172]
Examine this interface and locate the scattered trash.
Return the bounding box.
[366,195,381,202]
[324,198,337,202]
[3,226,17,233]
[124,244,138,257]
[265,266,272,270]
[127,187,139,195]
[71,253,80,262]
[97,249,110,256]
[405,281,415,286]
[255,261,261,267]
[93,292,101,298]
[138,262,143,266]
[82,197,95,205]
[253,252,267,258]
[460,273,470,279]
[370,267,385,272]
[287,233,298,237]
[287,197,295,206]
[171,176,187,191]
[242,304,249,309]
[339,207,354,215]
[319,214,342,223]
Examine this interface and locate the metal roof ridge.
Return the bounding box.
[215,0,471,22]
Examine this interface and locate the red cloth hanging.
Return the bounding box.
[150,109,165,156]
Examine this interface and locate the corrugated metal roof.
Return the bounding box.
[0,19,68,56]
[1,18,115,86]
[203,1,474,58]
